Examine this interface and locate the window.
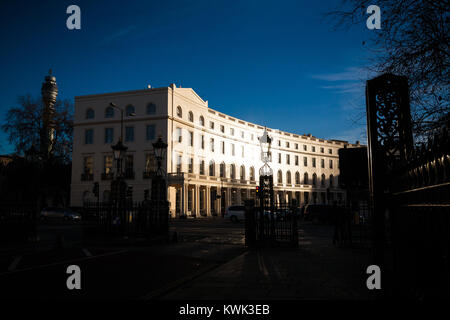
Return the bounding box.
[188,131,193,147]
[104,155,113,174]
[329,175,334,187]
[295,143,298,150]
[286,154,290,165]
[85,129,94,144]
[146,103,156,115]
[176,106,182,118]
[210,138,214,152]
[210,121,214,130]
[105,107,114,118]
[241,131,244,139]
[286,171,292,184]
[277,170,283,183]
[199,116,205,126]
[126,105,135,116]
[304,172,309,184]
[295,155,299,166]
[295,172,300,184]
[278,153,281,164]
[220,162,225,178]
[303,156,308,166]
[176,127,182,143]
[312,173,317,185]
[188,111,193,122]
[312,158,316,167]
[286,142,290,148]
[328,149,332,154]
[312,146,316,152]
[241,146,244,158]
[250,167,255,181]
[303,145,307,151]
[145,154,156,173]
[188,158,193,173]
[176,155,182,173]
[201,134,205,149]
[125,155,134,176]
[125,126,134,142]
[230,164,236,179]
[278,140,281,147]
[321,174,326,186]
[146,125,155,141]
[220,125,224,133]
[320,147,324,153]
[221,141,225,154]
[209,160,215,176]
[231,144,235,156]
[329,159,333,169]
[86,108,95,119]
[83,156,93,174]
[230,128,234,136]
[104,128,114,143]
[321,159,325,168]
[240,165,245,180]
[199,160,205,175]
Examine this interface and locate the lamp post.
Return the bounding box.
[109,102,135,143]
[111,138,128,178]
[258,127,274,240]
[110,138,128,234]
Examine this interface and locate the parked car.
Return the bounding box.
[40,207,82,221]
[303,204,334,224]
[224,205,246,222]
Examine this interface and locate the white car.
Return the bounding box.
[224,205,246,222]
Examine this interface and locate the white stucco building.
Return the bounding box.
[71,84,358,217]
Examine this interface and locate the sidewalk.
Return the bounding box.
[160,224,373,300]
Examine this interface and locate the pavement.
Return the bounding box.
[0,219,374,300]
[159,223,373,300]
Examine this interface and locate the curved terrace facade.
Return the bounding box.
[71,83,358,217]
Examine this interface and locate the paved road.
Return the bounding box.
[0,218,246,299]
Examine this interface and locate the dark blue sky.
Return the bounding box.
[0,0,374,154]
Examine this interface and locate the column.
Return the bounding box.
[217,186,222,216]
[206,186,211,216]
[181,184,185,216]
[237,188,242,205]
[190,187,195,215]
[195,184,200,216]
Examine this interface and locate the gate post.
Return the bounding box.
[366,74,413,273]
[244,199,256,248]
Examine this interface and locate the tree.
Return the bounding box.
[2,94,73,163]
[329,0,449,137]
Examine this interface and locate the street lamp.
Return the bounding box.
[109,102,135,143]
[111,138,128,178]
[258,127,273,176]
[152,135,168,177]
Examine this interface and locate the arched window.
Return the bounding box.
[146,103,156,115]
[250,167,255,181]
[330,175,334,187]
[176,106,182,118]
[304,172,309,184]
[199,115,205,126]
[286,171,292,184]
[295,172,300,184]
[220,162,226,178]
[209,160,215,176]
[188,111,194,122]
[105,106,114,118]
[126,105,135,116]
[321,174,325,186]
[240,165,245,180]
[312,173,317,186]
[86,108,95,119]
[277,170,283,184]
[230,164,236,179]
